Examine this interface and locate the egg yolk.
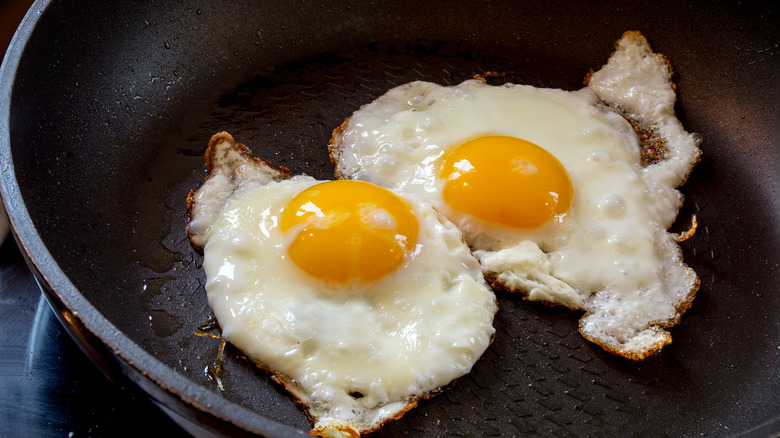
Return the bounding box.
[439,135,572,228]
[280,180,418,284]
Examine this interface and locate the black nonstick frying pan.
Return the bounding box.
[1,1,778,436]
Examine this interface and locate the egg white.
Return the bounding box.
[333,79,665,302]
[330,35,700,359]
[200,175,496,433]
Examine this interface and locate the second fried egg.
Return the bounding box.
[329,32,701,360]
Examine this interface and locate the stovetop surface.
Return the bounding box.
[0,235,188,437]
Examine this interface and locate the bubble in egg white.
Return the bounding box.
[598,194,626,217]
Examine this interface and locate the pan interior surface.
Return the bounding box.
[2,0,778,436]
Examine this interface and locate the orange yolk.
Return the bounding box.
[280,180,418,284]
[439,135,572,229]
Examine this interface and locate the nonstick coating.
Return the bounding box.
[1,0,778,436]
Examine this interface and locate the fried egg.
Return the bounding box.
[329,32,701,360]
[186,133,496,436]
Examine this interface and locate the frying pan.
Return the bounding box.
[1,0,778,436]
